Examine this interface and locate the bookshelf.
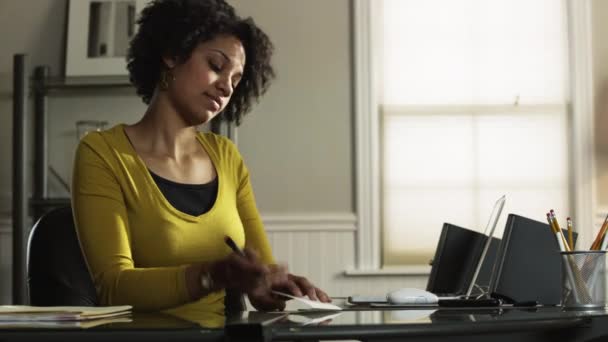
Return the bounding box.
[11,54,132,304]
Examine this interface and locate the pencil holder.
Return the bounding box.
[561,251,607,309]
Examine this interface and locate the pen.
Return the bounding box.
[226,236,290,299]
[225,236,246,257]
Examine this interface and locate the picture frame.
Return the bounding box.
[64,0,148,77]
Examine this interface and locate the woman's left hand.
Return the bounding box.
[279,273,331,303]
[248,265,331,311]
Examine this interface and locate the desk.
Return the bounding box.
[0,312,221,342]
[243,307,608,342]
[1,307,608,342]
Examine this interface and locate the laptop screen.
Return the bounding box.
[425,223,501,296]
[464,194,506,297]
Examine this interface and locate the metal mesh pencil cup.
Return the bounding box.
[561,251,607,309]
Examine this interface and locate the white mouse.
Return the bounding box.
[386,288,439,305]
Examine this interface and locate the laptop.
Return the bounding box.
[462,194,506,298]
[432,195,506,306]
[426,223,501,298]
[348,195,506,305]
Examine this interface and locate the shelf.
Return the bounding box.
[30,197,71,208]
[11,56,137,304]
[34,75,133,90]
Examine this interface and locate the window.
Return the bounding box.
[352,0,596,270]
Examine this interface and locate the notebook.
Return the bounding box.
[489,214,578,305]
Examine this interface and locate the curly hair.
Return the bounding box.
[127,0,275,124]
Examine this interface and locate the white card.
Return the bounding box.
[287,312,342,325]
[271,291,342,311]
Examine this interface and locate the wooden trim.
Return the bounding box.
[344,265,431,276]
[382,104,568,115]
[352,0,381,269]
[263,213,357,232]
[567,0,596,249]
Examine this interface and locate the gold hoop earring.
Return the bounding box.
[159,69,175,90]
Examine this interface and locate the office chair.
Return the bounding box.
[27,206,98,306]
[26,206,245,312]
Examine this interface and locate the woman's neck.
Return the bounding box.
[128,94,200,160]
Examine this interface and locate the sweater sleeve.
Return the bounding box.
[71,137,191,310]
[229,143,275,265]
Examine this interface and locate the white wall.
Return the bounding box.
[0,0,424,305]
[5,0,608,307]
[230,0,354,214]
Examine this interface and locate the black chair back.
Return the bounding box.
[27,206,98,306]
[26,206,245,312]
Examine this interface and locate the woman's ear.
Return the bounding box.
[162,55,177,69]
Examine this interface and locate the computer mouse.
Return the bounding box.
[387,288,439,305]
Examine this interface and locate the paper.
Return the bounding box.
[0,316,132,329]
[370,302,438,308]
[272,291,342,311]
[287,312,342,325]
[235,312,289,326]
[0,305,132,321]
[384,310,436,323]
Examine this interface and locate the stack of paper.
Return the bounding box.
[0,305,132,329]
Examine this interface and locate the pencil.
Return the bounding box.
[550,210,570,252]
[591,214,608,250]
[546,213,555,232]
[600,219,608,251]
[567,217,574,250]
[547,211,592,303]
[547,213,567,252]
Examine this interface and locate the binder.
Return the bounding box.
[490,214,578,305]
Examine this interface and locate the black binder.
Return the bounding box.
[490,214,578,305]
[426,223,501,296]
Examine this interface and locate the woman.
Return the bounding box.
[71,0,330,316]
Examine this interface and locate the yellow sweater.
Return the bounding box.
[71,124,273,318]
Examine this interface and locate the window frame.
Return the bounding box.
[351,0,597,272]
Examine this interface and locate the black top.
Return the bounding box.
[149,170,218,216]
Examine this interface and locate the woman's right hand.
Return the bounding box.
[186,248,271,300]
[207,248,270,294]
